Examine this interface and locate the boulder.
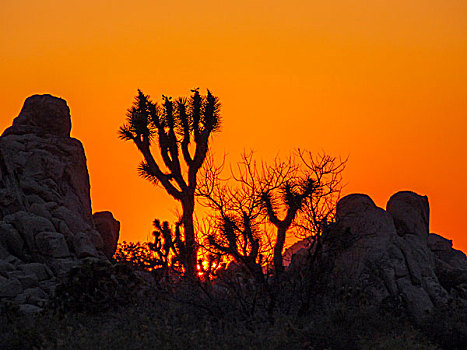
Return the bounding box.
[93,211,120,259]
[428,233,453,252]
[35,232,70,258]
[0,95,119,305]
[18,263,53,281]
[0,223,23,258]
[0,260,15,277]
[29,202,53,220]
[284,237,312,267]
[18,304,43,314]
[387,191,429,239]
[322,194,398,302]
[0,276,23,297]
[16,273,39,289]
[53,206,89,234]
[49,258,76,278]
[429,233,467,270]
[3,211,56,254]
[336,193,377,218]
[14,287,48,306]
[315,191,461,322]
[427,233,467,295]
[73,232,99,258]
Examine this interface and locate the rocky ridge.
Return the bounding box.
[299,191,467,322]
[0,94,119,312]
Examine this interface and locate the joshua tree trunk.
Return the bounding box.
[262,179,316,277]
[273,225,287,275]
[181,196,197,278]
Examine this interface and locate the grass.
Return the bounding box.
[1,289,441,350]
[1,259,463,349]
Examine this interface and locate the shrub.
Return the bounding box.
[113,241,157,271]
[53,258,145,314]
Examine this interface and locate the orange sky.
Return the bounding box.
[1,0,466,251]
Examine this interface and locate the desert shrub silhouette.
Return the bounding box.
[114,241,157,271]
[53,258,144,314]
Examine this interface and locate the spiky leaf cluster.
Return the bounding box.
[119,89,221,149]
[119,88,221,201]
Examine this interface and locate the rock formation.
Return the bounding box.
[0,94,119,312]
[93,211,120,259]
[307,190,467,322]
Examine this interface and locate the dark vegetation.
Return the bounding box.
[1,89,465,349]
[1,276,453,349]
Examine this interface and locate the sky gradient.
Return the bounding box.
[1,0,466,251]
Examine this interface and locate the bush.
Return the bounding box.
[113,241,157,271]
[53,258,146,314]
[1,275,443,350]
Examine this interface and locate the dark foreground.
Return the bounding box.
[1,280,465,350]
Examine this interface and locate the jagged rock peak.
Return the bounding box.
[0,94,119,312]
[2,94,71,138]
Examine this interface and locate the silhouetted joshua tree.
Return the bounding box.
[148,219,185,277]
[119,89,221,278]
[261,178,316,276]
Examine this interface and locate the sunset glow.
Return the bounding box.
[1,1,466,251]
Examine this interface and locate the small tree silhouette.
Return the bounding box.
[207,212,265,284]
[261,177,316,276]
[119,89,221,278]
[148,219,185,277]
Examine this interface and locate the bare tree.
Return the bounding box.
[197,151,346,277]
[119,89,221,278]
[294,150,347,259]
[197,152,268,284]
